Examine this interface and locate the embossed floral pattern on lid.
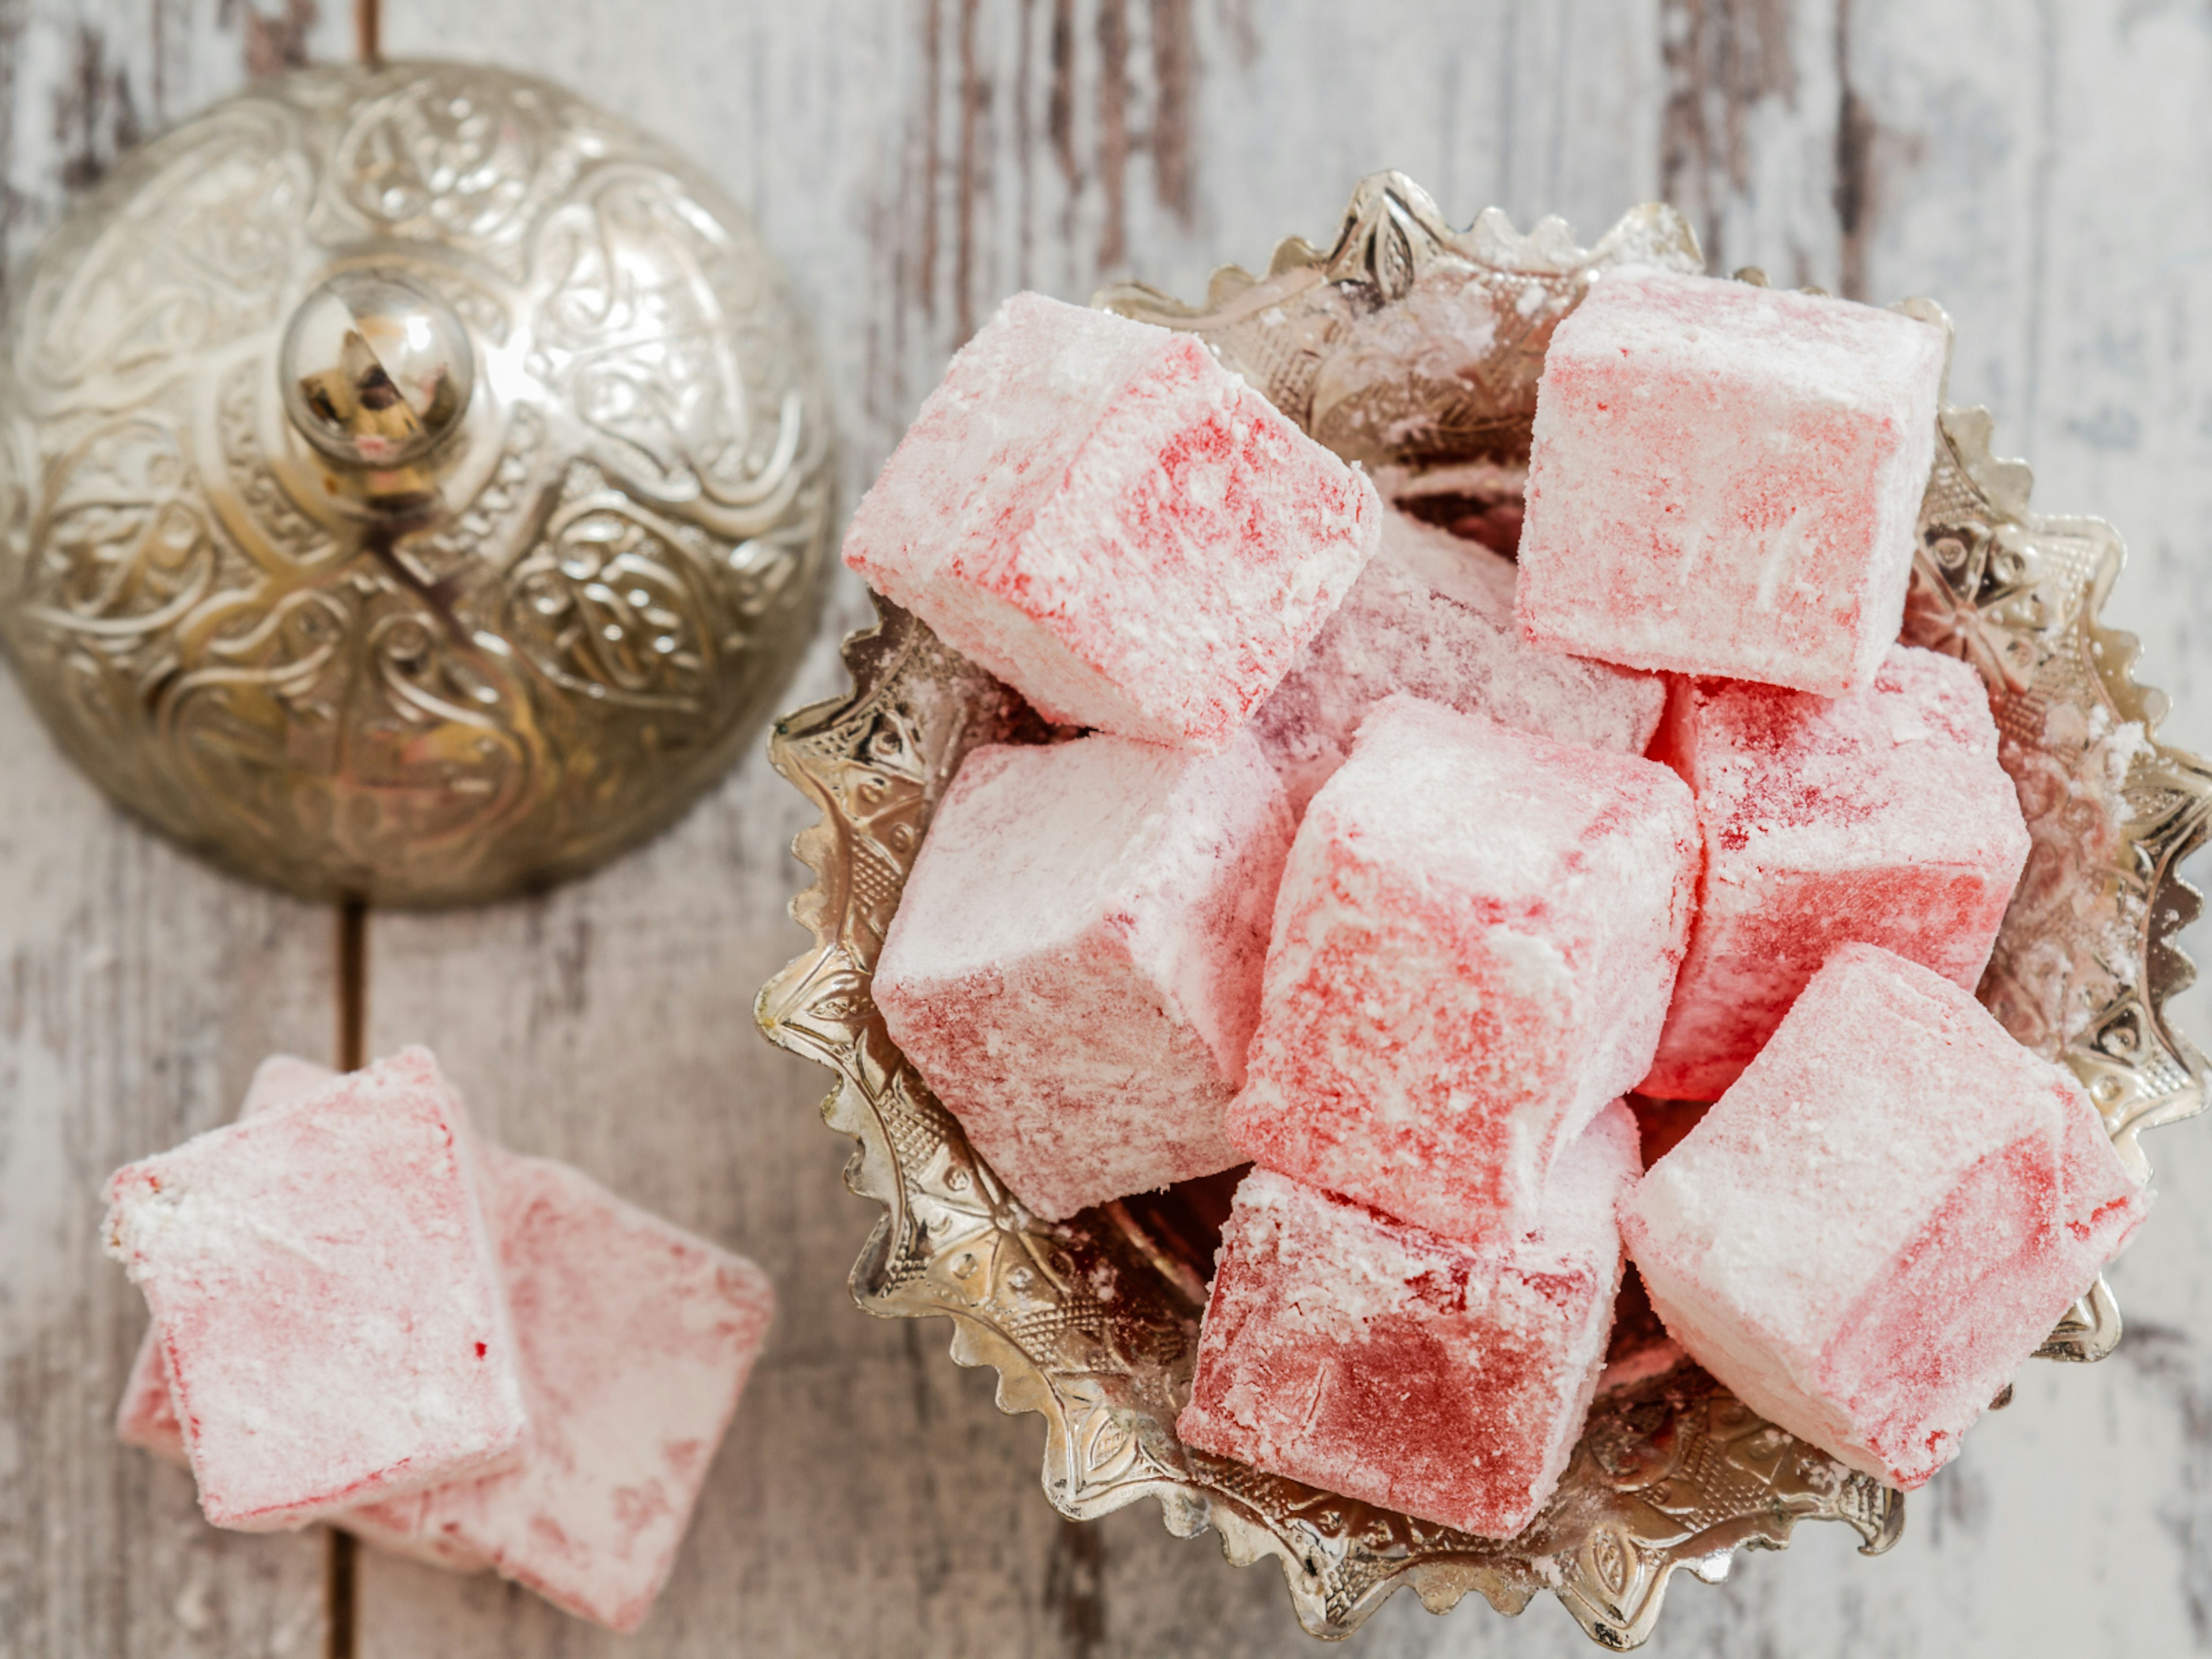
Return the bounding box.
[0,61,836,905]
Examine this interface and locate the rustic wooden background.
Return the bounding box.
[6,2,2212,1654]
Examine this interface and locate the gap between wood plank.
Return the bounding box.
[327,18,378,1652]
[329,895,369,1659]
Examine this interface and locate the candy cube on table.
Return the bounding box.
[1229,695,1696,1245]
[104,1049,525,1531]
[115,1052,778,1630]
[1251,506,1664,813]
[1178,1101,1641,1537]
[1641,645,2030,1100]
[876,729,1294,1220]
[1517,270,1946,696]
[116,1046,497,1573]
[1624,944,2149,1490]
[842,291,1382,752]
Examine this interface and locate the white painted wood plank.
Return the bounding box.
[0,660,339,1658]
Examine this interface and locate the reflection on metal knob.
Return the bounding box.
[279,271,475,471]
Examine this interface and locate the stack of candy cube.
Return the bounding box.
[851,271,2150,1536]
[106,1049,775,1633]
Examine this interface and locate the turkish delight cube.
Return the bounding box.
[1229,696,1696,1244]
[115,1054,494,1572]
[1517,269,1945,695]
[349,1155,777,1633]
[842,291,1382,751]
[1623,943,2149,1490]
[1642,645,2030,1100]
[876,728,1293,1219]
[104,1048,525,1531]
[1251,505,1664,813]
[1177,1100,1640,1537]
[116,1057,777,1626]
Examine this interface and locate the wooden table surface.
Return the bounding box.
[6,3,2212,1654]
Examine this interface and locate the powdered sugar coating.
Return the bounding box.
[119,1053,493,1569]
[1624,944,2149,1490]
[876,729,1294,1219]
[1517,270,1945,695]
[104,1048,525,1531]
[842,292,1382,751]
[1642,645,2031,1099]
[1177,1101,1640,1537]
[1250,507,1664,813]
[116,1056,777,1626]
[1229,696,1696,1244]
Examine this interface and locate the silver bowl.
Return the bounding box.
[755,173,2211,1647]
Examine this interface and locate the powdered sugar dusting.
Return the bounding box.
[1642,645,2031,1099]
[1229,697,1696,1245]
[104,1049,525,1532]
[1250,507,1663,814]
[1517,270,1946,695]
[876,729,1294,1219]
[1626,944,2149,1490]
[842,292,1381,751]
[1178,1102,1638,1537]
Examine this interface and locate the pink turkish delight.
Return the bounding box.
[1642,645,2030,1100]
[842,291,1382,751]
[104,1049,525,1531]
[1229,696,1696,1244]
[1178,1101,1640,1536]
[1517,270,1945,695]
[349,1154,777,1632]
[115,1055,775,1629]
[1250,506,1664,813]
[1624,944,2149,1490]
[876,729,1293,1219]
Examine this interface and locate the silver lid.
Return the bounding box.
[0,61,836,904]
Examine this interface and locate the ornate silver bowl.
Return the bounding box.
[0,61,835,905]
[755,173,2211,1647]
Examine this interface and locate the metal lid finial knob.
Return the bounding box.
[279,271,475,469]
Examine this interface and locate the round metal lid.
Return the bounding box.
[0,60,837,905]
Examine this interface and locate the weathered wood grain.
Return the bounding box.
[0,676,340,1659]
[9,0,2212,1653]
[0,10,352,1658]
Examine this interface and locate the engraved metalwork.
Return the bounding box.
[756,173,2207,1644]
[0,61,836,905]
